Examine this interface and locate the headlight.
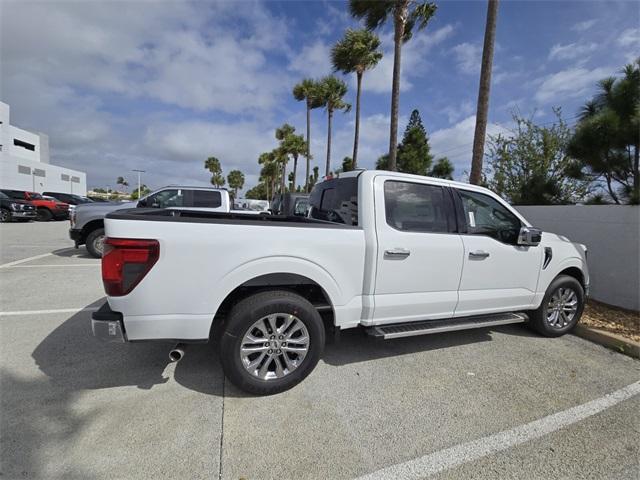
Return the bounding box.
[10,203,22,211]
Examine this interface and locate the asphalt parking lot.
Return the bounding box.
[1,221,639,479]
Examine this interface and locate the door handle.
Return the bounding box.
[385,248,411,259]
[469,250,490,259]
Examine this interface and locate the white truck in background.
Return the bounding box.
[91,170,589,395]
[70,186,233,257]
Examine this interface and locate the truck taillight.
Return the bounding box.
[102,238,159,296]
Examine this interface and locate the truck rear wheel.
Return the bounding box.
[86,228,106,258]
[528,275,584,337]
[219,290,325,395]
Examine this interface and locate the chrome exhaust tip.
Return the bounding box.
[169,343,186,362]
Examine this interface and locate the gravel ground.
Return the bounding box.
[582,301,640,342]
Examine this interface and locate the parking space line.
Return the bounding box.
[0,307,101,317]
[0,253,54,268]
[355,380,640,480]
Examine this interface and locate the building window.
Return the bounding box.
[61,174,70,181]
[18,165,31,175]
[33,168,46,177]
[14,139,36,151]
[71,176,80,183]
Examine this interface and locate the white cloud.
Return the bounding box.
[618,27,640,47]
[571,19,597,32]
[430,116,507,177]
[0,1,294,190]
[2,1,291,115]
[440,100,475,124]
[288,40,333,78]
[548,42,598,61]
[534,66,612,104]
[364,25,455,93]
[451,42,482,75]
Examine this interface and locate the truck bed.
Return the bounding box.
[104,208,366,340]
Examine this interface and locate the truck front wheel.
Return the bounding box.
[529,275,585,337]
[219,290,325,395]
[86,228,106,258]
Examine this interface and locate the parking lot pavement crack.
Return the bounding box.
[218,375,226,480]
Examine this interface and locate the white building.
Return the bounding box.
[0,101,87,195]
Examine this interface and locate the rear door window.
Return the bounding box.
[189,190,222,208]
[384,181,452,233]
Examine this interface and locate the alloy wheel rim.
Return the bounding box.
[95,235,105,255]
[240,313,310,381]
[0,210,9,222]
[546,287,578,328]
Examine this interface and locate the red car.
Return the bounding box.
[0,190,69,221]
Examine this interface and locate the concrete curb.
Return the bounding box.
[574,325,640,359]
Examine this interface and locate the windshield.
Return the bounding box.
[28,192,44,200]
[0,192,9,200]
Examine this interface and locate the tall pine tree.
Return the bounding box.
[377,109,434,175]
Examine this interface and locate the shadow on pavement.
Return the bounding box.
[29,302,538,401]
[51,247,94,259]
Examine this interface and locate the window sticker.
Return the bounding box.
[468,211,476,227]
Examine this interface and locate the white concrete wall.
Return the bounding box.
[517,205,640,311]
[0,156,87,196]
[0,101,86,195]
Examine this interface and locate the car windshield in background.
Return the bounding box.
[29,193,44,200]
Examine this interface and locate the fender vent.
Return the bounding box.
[543,247,553,269]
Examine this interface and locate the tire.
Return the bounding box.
[85,228,106,258]
[36,208,53,222]
[0,208,11,223]
[219,290,325,395]
[528,275,585,337]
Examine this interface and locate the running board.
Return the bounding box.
[366,313,527,340]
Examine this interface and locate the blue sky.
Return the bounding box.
[1,0,638,192]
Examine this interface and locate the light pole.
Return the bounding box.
[132,169,145,199]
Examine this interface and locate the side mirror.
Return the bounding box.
[518,226,542,246]
[137,198,147,207]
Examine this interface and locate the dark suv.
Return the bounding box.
[0,191,37,222]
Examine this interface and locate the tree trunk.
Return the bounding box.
[634,143,639,202]
[389,3,408,172]
[281,162,286,194]
[353,70,363,169]
[470,0,499,185]
[326,109,333,177]
[292,153,298,191]
[305,102,311,193]
[605,173,620,204]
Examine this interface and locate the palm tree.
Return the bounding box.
[227,170,245,198]
[282,134,307,191]
[204,157,225,187]
[332,29,383,169]
[275,124,295,193]
[350,0,437,171]
[318,76,351,176]
[293,79,323,192]
[258,151,278,200]
[470,0,500,185]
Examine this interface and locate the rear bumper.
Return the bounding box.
[91,302,127,342]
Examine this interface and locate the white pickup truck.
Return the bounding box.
[92,170,589,395]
